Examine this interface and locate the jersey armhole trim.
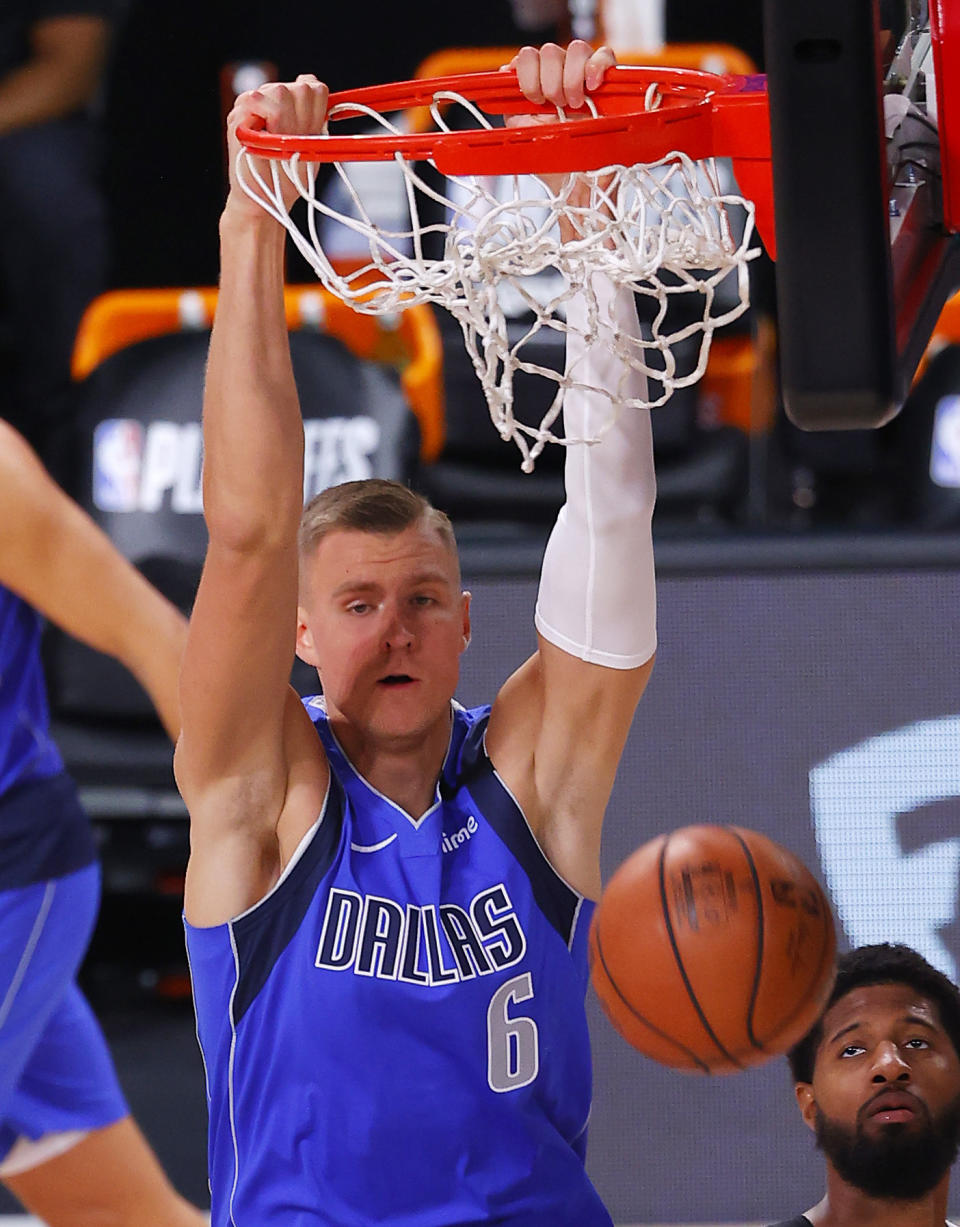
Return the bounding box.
[182,776,340,936]
[229,775,337,926]
[464,717,587,950]
[483,725,588,905]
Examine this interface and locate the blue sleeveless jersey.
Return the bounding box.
[185,699,612,1227]
[0,584,93,889]
[0,584,64,794]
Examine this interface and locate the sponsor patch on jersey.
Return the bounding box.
[442,814,478,854]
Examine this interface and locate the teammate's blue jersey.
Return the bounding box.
[0,584,93,889]
[185,699,612,1227]
[0,584,64,795]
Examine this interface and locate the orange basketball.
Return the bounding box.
[589,825,837,1073]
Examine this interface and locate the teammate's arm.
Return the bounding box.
[0,14,109,137]
[0,420,185,741]
[487,43,656,900]
[176,78,332,925]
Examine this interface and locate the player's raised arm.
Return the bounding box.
[0,420,185,741]
[0,11,109,136]
[176,77,332,924]
[487,43,656,901]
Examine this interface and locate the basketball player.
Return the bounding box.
[179,40,655,1225]
[0,419,205,1225]
[769,944,960,1227]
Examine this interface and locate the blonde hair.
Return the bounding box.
[298,479,458,564]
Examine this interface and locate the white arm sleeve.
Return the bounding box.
[534,274,657,669]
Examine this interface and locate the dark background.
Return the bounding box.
[100,0,766,291]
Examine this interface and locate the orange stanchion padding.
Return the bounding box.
[72,286,446,461]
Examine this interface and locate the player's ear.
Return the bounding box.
[795,1082,817,1132]
[296,605,320,667]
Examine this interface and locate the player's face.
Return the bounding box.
[296,522,471,746]
[796,982,960,1199]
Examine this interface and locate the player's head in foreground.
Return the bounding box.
[788,943,960,1213]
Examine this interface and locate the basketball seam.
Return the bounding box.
[591,924,711,1073]
[728,827,766,1051]
[658,834,744,1072]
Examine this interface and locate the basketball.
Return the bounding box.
[589,825,837,1073]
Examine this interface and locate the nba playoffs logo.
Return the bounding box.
[93,416,382,512]
[302,417,382,498]
[809,717,960,979]
[92,419,203,513]
[93,419,144,512]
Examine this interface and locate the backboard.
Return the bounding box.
[764,0,960,429]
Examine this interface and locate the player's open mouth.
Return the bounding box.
[378,675,415,686]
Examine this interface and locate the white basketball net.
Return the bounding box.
[238,89,758,471]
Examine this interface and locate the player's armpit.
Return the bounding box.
[486,642,653,897]
[179,685,330,925]
[183,807,284,927]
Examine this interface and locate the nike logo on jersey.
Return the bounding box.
[350,834,398,853]
[315,883,527,985]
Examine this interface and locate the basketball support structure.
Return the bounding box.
[764,0,960,430]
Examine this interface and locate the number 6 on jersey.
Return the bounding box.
[487,972,539,1092]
